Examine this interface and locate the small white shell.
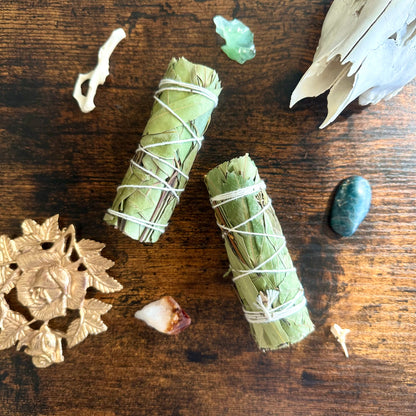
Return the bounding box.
[330,323,351,358]
[135,296,191,335]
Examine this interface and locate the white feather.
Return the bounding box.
[290,0,416,128]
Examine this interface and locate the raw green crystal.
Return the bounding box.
[213,16,256,64]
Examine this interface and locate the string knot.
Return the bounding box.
[243,289,306,324]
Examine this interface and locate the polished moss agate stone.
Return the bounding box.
[330,176,371,237]
[213,15,256,64]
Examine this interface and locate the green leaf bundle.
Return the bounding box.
[205,154,314,350]
[105,57,221,242]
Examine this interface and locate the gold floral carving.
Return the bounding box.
[0,215,122,368]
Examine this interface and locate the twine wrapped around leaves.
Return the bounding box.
[205,154,314,350]
[105,57,222,242]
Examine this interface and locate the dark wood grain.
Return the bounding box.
[1,1,415,415]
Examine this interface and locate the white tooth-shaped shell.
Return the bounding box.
[290,0,416,128]
[134,296,191,335]
[330,323,351,358]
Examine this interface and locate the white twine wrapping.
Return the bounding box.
[210,181,306,324]
[243,289,306,323]
[108,78,218,231]
[106,209,167,233]
[210,181,266,209]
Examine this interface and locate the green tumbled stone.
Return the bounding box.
[213,15,256,64]
[330,176,372,237]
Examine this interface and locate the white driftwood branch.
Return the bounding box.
[73,28,126,113]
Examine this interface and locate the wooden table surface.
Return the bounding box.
[1,1,415,415]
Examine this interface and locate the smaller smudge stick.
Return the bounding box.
[105,57,221,242]
[205,154,314,350]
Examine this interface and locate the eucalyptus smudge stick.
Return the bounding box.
[205,155,314,350]
[105,57,221,242]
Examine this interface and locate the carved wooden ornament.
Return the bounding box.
[0,215,122,368]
